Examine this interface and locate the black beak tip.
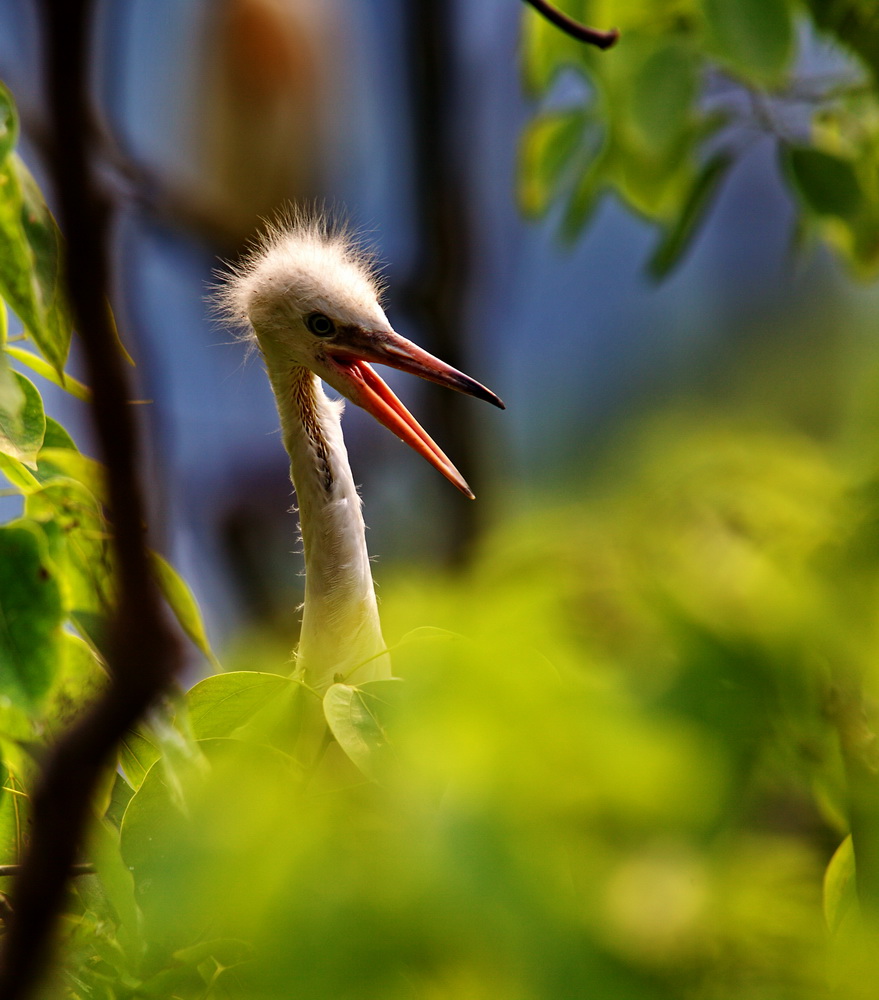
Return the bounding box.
[467,380,505,410]
[481,387,505,410]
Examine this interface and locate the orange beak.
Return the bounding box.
[322,328,504,498]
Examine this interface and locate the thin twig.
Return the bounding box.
[522,0,619,49]
[0,2,180,998]
[0,865,95,879]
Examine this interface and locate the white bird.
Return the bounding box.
[217,212,503,692]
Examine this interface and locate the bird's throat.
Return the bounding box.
[288,366,334,494]
[269,365,391,690]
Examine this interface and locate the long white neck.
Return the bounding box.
[265,363,391,691]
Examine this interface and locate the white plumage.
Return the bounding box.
[217,210,503,691]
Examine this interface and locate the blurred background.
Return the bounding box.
[0,0,877,662]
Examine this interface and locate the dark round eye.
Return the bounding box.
[305,312,335,337]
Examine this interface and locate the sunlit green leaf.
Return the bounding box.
[41,415,77,451]
[37,447,105,499]
[26,479,113,618]
[0,451,40,492]
[0,82,16,162]
[518,108,590,217]
[323,678,404,782]
[0,154,71,376]
[0,299,20,420]
[0,160,38,337]
[824,834,858,934]
[151,553,219,666]
[15,157,72,373]
[118,730,161,791]
[0,350,24,431]
[702,0,793,83]
[0,522,63,710]
[186,671,292,741]
[0,698,34,742]
[0,371,45,468]
[42,632,107,739]
[0,750,31,865]
[120,739,296,954]
[5,345,91,401]
[104,772,134,828]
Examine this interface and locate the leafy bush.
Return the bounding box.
[519,0,879,277]
[34,406,879,999]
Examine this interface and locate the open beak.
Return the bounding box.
[322,328,504,499]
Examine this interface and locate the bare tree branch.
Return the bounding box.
[0,3,181,997]
[0,864,95,880]
[522,0,619,48]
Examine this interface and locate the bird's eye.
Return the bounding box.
[305,312,335,337]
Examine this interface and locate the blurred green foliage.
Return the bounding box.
[519,0,879,277]
[23,381,879,999]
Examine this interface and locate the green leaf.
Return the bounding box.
[41,415,77,451]
[151,553,219,667]
[784,147,864,219]
[650,153,733,278]
[104,771,134,828]
[42,632,107,739]
[5,345,91,401]
[26,479,113,618]
[87,817,144,961]
[0,156,71,376]
[0,82,17,162]
[519,109,590,217]
[119,739,295,951]
[0,699,34,742]
[0,452,40,492]
[186,671,292,741]
[630,44,699,158]
[37,447,106,500]
[118,730,161,791]
[824,834,859,934]
[15,157,72,373]
[0,349,24,431]
[0,371,45,468]
[323,678,404,782]
[0,299,24,419]
[0,753,30,865]
[0,523,64,711]
[702,0,793,84]
[0,161,40,341]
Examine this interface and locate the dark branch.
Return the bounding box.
[0,2,180,997]
[0,865,95,879]
[522,0,619,49]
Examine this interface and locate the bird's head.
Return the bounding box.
[216,212,504,497]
